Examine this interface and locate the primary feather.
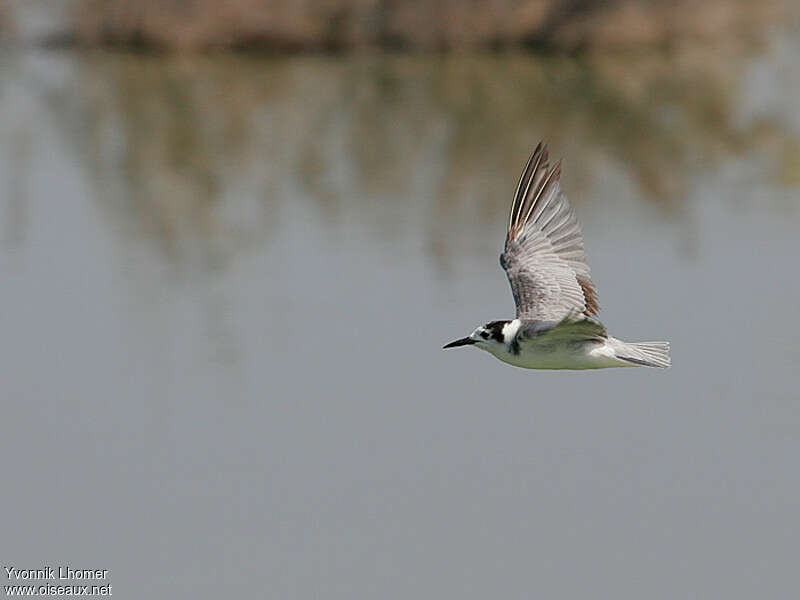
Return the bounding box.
[500,143,599,322]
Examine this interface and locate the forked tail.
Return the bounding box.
[612,340,671,369]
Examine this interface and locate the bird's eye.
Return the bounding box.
[480,331,489,339]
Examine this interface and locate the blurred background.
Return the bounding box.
[1,1,799,598]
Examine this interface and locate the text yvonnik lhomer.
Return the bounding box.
[4,566,112,596]
[5,567,108,581]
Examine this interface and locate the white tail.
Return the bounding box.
[612,340,671,368]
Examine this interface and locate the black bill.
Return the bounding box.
[443,337,476,349]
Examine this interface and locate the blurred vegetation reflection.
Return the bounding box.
[65,41,799,265]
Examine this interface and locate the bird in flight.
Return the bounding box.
[444,142,670,369]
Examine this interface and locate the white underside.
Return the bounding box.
[481,337,636,370]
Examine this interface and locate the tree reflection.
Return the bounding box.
[70,42,800,266]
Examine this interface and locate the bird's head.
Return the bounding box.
[443,320,516,352]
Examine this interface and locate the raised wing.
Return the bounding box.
[500,142,599,322]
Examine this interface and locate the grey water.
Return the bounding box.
[1,38,800,598]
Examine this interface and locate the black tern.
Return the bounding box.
[444,142,671,369]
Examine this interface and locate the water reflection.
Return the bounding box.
[49,41,797,271]
[2,39,799,379]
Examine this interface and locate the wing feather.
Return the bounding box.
[501,143,599,321]
[519,317,607,343]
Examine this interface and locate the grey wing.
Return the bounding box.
[518,317,607,344]
[500,142,599,322]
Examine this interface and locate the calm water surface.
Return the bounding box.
[1,38,799,598]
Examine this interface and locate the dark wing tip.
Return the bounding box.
[508,142,548,241]
[550,159,562,181]
[507,144,566,243]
